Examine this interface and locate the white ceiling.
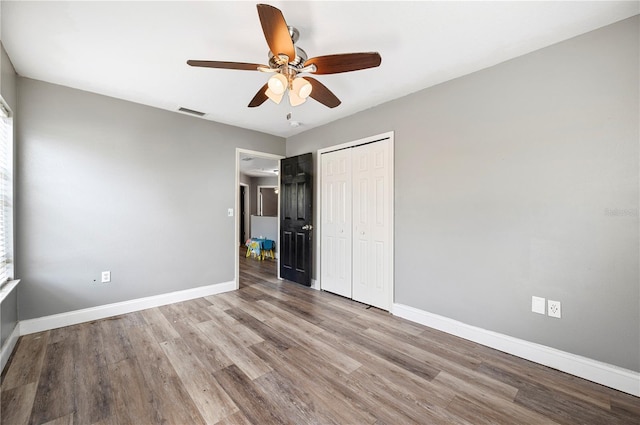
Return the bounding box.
[2,1,638,138]
[239,153,279,177]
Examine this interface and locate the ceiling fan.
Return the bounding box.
[187,4,382,109]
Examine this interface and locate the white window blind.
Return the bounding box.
[0,101,13,285]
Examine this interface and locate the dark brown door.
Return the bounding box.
[280,153,313,286]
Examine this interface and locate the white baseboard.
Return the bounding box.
[0,279,21,304]
[392,303,640,397]
[311,279,319,290]
[20,280,236,336]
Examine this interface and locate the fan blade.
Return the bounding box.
[248,83,269,108]
[187,60,264,71]
[257,4,295,61]
[303,77,341,108]
[305,52,382,75]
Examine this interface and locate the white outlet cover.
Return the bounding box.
[532,296,546,315]
[548,300,561,318]
[228,208,234,217]
[101,271,111,283]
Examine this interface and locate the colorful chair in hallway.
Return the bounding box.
[261,239,275,260]
[245,239,261,259]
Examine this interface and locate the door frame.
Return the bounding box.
[316,131,395,307]
[235,148,285,290]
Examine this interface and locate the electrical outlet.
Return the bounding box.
[548,300,561,318]
[532,296,546,315]
[101,271,111,283]
[228,208,234,217]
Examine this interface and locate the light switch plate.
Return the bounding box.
[228,208,234,217]
[532,296,546,315]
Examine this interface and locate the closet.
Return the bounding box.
[320,136,393,311]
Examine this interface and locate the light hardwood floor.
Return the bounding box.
[1,248,638,424]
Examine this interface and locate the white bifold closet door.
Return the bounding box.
[321,138,392,311]
[321,148,352,298]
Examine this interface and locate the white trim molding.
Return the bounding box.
[0,279,20,304]
[392,303,640,397]
[0,322,20,374]
[310,279,319,290]
[20,280,235,336]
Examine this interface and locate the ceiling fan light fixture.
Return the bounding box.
[292,77,312,99]
[267,73,287,95]
[265,87,283,104]
[288,89,307,106]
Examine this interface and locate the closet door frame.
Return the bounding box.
[317,131,394,310]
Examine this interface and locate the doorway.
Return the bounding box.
[235,149,284,289]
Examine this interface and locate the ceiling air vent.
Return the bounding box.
[178,107,205,117]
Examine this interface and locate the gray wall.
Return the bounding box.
[239,172,251,186]
[1,44,16,111]
[0,41,17,350]
[16,78,284,320]
[286,17,639,372]
[250,215,278,242]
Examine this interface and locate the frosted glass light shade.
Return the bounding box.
[292,77,312,99]
[267,73,288,95]
[266,88,283,104]
[288,90,306,106]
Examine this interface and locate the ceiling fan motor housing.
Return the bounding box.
[268,26,307,68]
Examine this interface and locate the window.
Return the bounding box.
[0,99,14,284]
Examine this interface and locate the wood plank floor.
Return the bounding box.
[1,248,638,424]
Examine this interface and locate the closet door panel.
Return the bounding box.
[352,140,392,310]
[320,149,352,297]
[352,146,369,302]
